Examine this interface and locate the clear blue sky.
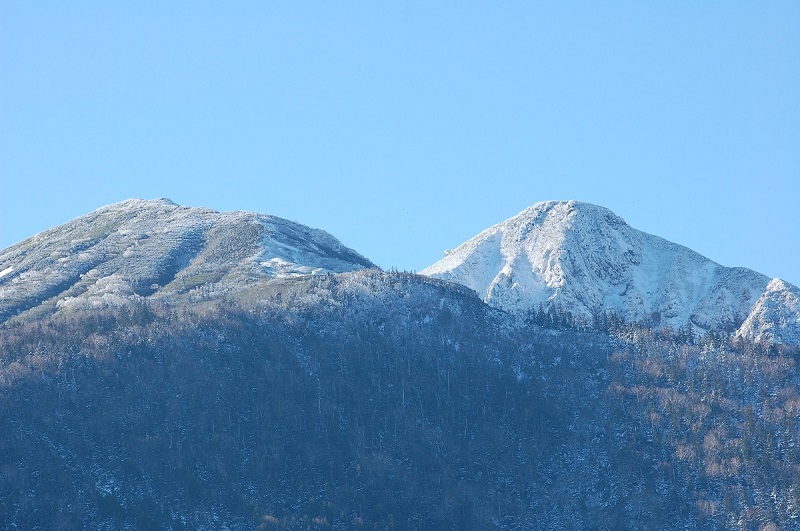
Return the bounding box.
[2,2,799,285]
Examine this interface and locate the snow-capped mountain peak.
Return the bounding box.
[422,200,794,339]
[736,278,800,345]
[0,199,374,321]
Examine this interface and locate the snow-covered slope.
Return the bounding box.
[4,197,797,346]
[736,279,800,345]
[422,200,797,340]
[0,199,374,321]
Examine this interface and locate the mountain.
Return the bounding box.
[736,278,800,345]
[3,199,800,529]
[422,200,799,343]
[0,198,374,323]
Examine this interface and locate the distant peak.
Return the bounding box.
[767,278,791,291]
[422,198,792,340]
[0,198,377,322]
[127,197,176,206]
[519,200,617,216]
[510,200,628,230]
[100,198,179,211]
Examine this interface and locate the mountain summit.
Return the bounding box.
[422,200,798,341]
[736,278,800,345]
[3,198,800,529]
[2,198,798,344]
[0,198,374,322]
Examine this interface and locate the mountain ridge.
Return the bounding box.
[2,198,798,345]
[3,199,800,529]
[0,198,374,322]
[422,200,799,344]
[736,278,800,345]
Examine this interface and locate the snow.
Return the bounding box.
[3,197,798,346]
[736,278,800,345]
[57,274,140,311]
[251,215,372,278]
[422,200,796,340]
[0,199,375,322]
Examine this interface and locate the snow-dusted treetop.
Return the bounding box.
[0,198,375,321]
[422,200,799,343]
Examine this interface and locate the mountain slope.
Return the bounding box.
[0,198,374,322]
[422,200,795,339]
[736,278,800,345]
[3,201,800,528]
[2,269,798,529]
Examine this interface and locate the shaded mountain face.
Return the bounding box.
[0,198,374,323]
[422,200,799,344]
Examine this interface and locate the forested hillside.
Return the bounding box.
[2,270,798,529]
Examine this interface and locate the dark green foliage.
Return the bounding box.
[0,270,796,529]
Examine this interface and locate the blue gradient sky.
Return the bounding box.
[2,3,799,285]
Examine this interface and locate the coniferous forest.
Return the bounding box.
[2,270,799,529]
